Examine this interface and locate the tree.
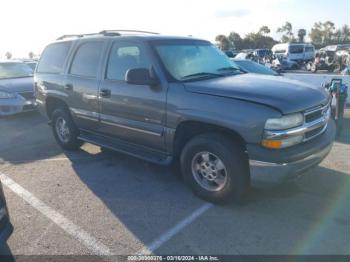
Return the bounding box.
[309,21,337,46]
[297,29,306,43]
[340,24,350,42]
[28,51,34,59]
[259,26,271,35]
[244,32,277,49]
[215,34,231,50]
[309,22,324,45]
[277,21,295,43]
[228,32,243,49]
[323,21,335,43]
[5,52,12,59]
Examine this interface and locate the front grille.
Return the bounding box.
[305,109,323,123]
[302,104,330,141]
[19,92,35,100]
[305,126,325,139]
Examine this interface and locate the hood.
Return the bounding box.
[184,74,329,114]
[0,77,34,93]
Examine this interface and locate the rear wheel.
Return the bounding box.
[180,133,250,203]
[52,108,83,150]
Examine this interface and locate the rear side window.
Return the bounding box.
[106,42,150,81]
[37,42,72,74]
[305,46,314,52]
[70,42,103,78]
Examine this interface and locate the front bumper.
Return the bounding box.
[248,119,336,186]
[0,96,37,116]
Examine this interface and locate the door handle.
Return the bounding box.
[100,89,111,98]
[64,84,73,90]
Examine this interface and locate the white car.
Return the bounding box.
[272,43,315,62]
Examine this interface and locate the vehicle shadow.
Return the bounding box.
[0,243,14,261]
[0,111,91,165]
[65,147,350,254]
[245,166,350,203]
[67,148,204,248]
[335,117,350,145]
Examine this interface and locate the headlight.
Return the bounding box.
[0,91,16,99]
[264,113,303,130]
[263,113,305,149]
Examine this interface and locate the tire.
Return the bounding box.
[311,64,317,73]
[51,107,83,151]
[180,133,250,203]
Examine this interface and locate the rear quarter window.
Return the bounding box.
[37,42,72,74]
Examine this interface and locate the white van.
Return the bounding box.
[272,43,315,62]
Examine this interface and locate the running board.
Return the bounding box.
[78,131,172,166]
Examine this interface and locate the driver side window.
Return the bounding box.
[106,42,150,81]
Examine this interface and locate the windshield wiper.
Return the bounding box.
[216,67,243,74]
[181,72,224,80]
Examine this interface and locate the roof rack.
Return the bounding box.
[56,30,159,40]
[56,33,105,40]
[99,30,159,35]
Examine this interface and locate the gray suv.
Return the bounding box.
[35,31,335,202]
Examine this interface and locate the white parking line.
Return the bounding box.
[0,172,113,256]
[0,156,107,166]
[138,202,213,255]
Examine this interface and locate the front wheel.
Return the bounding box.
[180,133,250,203]
[52,108,83,150]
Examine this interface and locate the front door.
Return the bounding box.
[98,41,167,152]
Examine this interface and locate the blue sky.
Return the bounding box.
[0,0,349,58]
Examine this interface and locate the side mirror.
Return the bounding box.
[125,68,159,86]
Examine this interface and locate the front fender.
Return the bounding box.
[166,83,281,144]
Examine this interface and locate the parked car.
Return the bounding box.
[0,61,36,116]
[254,49,273,58]
[309,50,348,73]
[234,52,250,60]
[321,44,350,52]
[224,50,239,58]
[0,181,13,243]
[35,31,335,202]
[309,50,338,73]
[232,59,279,76]
[272,43,315,62]
[270,56,299,71]
[24,61,37,71]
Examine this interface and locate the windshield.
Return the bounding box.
[154,42,241,81]
[0,63,33,79]
[234,60,278,76]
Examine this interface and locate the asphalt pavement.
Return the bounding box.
[0,111,349,257]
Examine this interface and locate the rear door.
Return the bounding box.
[64,40,107,130]
[98,40,167,152]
